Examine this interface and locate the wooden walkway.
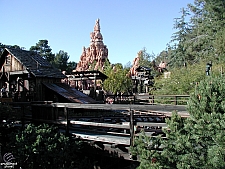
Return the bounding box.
[13,102,189,161]
[32,102,189,117]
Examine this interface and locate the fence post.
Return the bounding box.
[130,109,134,147]
[64,107,69,136]
[21,104,25,129]
[175,96,177,105]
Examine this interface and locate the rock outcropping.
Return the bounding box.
[129,51,141,76]
[75,19,109,71]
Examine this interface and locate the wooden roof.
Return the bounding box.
[135,66,151,72]
[43,82,97,103]
[68,70,108,81]
[0,48,66,79]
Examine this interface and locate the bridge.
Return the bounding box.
[9,100,189,161]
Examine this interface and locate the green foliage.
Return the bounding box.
[163,0,225,68]
[0,43,23,54]
[9,124,82,169]
[169,8,191,67]
[53,50,70,71]
[213,28,225,62]
[179,76,225,168]
[131,130,165,169]
[30,40,76,73]
[124,61,132,69]
[138,48,155,68]
[133,77,225,169]
[66,61,77,73]
[30,40,55,63]
[153,61,225,95]
[153,62,206,95]
[103,63,132,94]
[161,112,190,169]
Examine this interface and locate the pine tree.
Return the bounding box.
[169,8,191,67]
[131,130,165,169]
[54,50,70,71]
[30,40,55,63]
[133,76,225,168]
[183,76,225,168]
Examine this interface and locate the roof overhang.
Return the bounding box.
[69,70,108,81]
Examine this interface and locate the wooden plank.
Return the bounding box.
[136,122,167,128]
[70,120,130,129]
[0,98,13,102]
[34,102,187,111]
[71,131,130,145]
[31,102,189,117]
[61,120,167,129]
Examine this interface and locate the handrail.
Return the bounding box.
[135,94,190,105]
[104,94,190,105]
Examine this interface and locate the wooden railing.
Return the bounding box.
[105,94,135,104]
[105,94,190,105]
[135,94,190,105]
[6,101,188,160]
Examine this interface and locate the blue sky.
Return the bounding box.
[1,0,194,65]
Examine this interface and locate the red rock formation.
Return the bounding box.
[129,51,141,76]
[75,19,109,71]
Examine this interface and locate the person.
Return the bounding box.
[1,85,7,98]
[158,61,167,73]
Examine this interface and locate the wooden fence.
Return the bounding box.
[105,94,190,105]
[4,101,188,160]
[136,94,190,105]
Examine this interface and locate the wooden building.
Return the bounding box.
[132,66,154,93]
[0,48,97,103]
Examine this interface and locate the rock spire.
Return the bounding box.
[75,19,109,71]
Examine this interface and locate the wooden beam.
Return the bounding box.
[136,122,167,128]
[130,109,134,147]
[71,132,130,145]
[70,120,130,129]
[32,103,189,117]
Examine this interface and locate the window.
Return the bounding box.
[5,54,11,65]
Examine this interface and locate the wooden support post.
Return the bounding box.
[130,109,134,147]
[21,105,25,129]
[64,107,69,136]
[51,105,54,120]
[55,106,58,120]
[94,73,96,100]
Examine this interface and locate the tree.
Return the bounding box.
[54,50,70,71]
[30,40,55,63]
[153,62,206,95]
[67,61,77,73]
[182,76,225,168]
[213,27,225,62]
[166,0,225,68]
[133,76,225,169]
[124,61,132,69]
[103,63,132,94]
[0,43,23,54]
[169,8,192,67]
[9,124,82,169]
[138,48,155,68]
[131,131,165,169]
